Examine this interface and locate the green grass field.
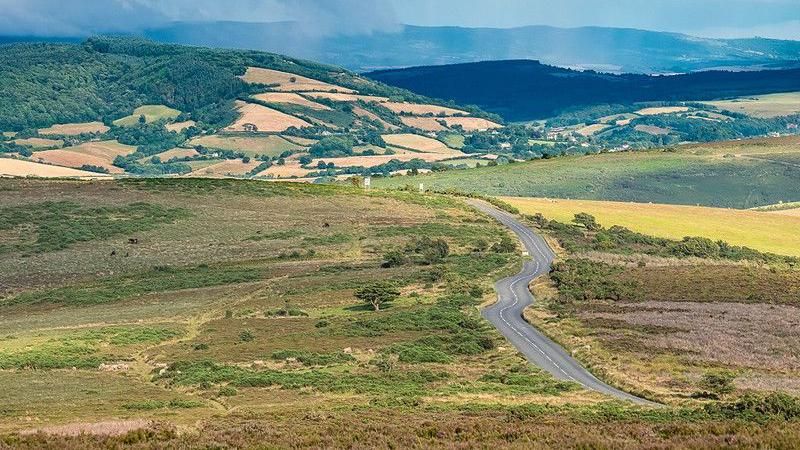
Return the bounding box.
[113,105,182,127]
[375,137,800,208]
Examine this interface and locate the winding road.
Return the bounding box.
[468,199,657,406]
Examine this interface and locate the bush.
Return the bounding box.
[239,330,255,342]
[491,236,517,253]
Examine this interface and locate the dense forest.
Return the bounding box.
[367,60,800,121]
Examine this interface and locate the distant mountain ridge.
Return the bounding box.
[4,23,799,74]
[137,22,800,74]
[366,60,800,121]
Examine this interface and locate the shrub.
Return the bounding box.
[239,330,255,342]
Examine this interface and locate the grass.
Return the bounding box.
[5,264,263,307]
[505,197,800,257]
[189,134,303,157]
[439,133,465,149]
[0,201,189,254]
[374,142,800,208]
[113,105,182,127]
[702,91,800,118]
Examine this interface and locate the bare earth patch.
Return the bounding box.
[165,120,196,132]
[188,159,262,177]
[441,117,503,131]
[31,149,124,173]
[400,116,448,131]
[303,92,388,103]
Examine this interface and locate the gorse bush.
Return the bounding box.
[550,259,640,303]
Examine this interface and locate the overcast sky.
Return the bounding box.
[1,0,798,40]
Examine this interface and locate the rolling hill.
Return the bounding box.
[367,60,800,121]
[0,37,502,180]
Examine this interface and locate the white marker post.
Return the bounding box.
[419,183,425,193]
[364,176,371,190]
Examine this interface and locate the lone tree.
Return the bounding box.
[355,282,400,311]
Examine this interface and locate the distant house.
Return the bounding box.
[243,123,258,132]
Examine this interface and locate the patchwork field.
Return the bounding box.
[383,102,467,116]
[635,106,689,116]
[253,92,332,110]
[226,101,312,132]
[440,117,503,131]
[576,124,610,136]
[0,158,111,178]
[165,120,196,132]
[504,197,800,257]
[304,92,389,103]
[187,159,262,177]
[38,121,109,136]
[241,67,355,93]
[399,116,448,131]
[113,105,182,127]
[374,136,800,209]
[702,92,800,118]
[383,134,456,153]
[13,137,63,149]
[31,149,124,174]
[190,134,303,157]
[143,148,199,162]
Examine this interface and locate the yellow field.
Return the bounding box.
[253,92,332,110]
[0,158,111,178]
[681,135,800,156]
[441,117,503,131]
[143,148,198,162]
[226,101,311,133]
[38,121,109,136]
[113,105,181,127]
[165,120,196,132]
[503,197,800,257]
[382,102,467,116]
[241,67,355,93]
[382,134,457,154]
[576,124,610,136]
[190,134,303,156]
[635,106,689,116]
[400,116,448,131]
[702,92,800,118]
[303,92,388,103]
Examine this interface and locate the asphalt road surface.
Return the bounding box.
[468,199,657,406]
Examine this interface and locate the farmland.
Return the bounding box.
[702,92,800,118]
[504,197,800,257]
[374,136,800,209]
[112,105,182,127]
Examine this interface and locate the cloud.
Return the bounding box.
[0,0,398,37]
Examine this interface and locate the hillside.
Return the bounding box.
[0,38,503,180]
[139,22,800,73]
[367,60,800,121]
[374,136,800,209]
